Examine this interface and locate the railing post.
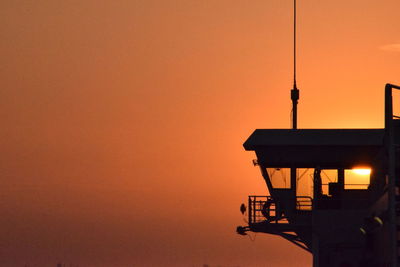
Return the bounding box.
[248,196,252,224]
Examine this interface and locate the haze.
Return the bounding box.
[1,0,399,266]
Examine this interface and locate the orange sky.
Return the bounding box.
[1,0,400,266]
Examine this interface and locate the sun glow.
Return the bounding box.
[351,168,371,175]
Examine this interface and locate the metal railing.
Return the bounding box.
[248,196,274,224]
[320,183,370,193]
[248,195,313,224]
[296,196,313,210]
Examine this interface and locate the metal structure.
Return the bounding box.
[237,83,400,266]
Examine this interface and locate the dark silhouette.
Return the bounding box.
[237,83,400,266]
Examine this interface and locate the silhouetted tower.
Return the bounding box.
[235,1,400,266]
[238,83,400,266]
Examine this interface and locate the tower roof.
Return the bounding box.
[244,129,385,168]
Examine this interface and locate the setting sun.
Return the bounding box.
[352,169,372,175]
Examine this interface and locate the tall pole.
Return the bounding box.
[290,0,299,214]
[291,0,299,130]
[290,1,300,261]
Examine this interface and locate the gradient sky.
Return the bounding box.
[1,0,400,266]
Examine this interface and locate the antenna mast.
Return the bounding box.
[291,0,299,130]
[290,0,299,197]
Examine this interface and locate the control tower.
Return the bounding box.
[237,84,400,266]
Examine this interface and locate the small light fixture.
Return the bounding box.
[236,226,247,235]
[360,227,366,235]
[373,216,383,226]
[240,203,247,214]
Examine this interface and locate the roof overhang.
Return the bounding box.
[244,129,385,168]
